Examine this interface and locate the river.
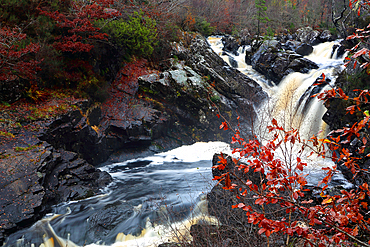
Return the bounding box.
[4,37,351,247]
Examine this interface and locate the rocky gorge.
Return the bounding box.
[1,26,367,245]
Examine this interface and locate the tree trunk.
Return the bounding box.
[331,0,349,38]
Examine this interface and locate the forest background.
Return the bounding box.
[0,0,362,104]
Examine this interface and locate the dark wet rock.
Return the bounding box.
[283,40,301,51]
[39,109,106,165]
[222,35,240,56]
[295,43,314,56]
[323,94,370,185]
[0,138,111,245]
[319,30,336,42]
[332,44,346,59]
[249,39,318,84]
[297,74,331,115]
[250,40,280,67]
[84,201,135,244]
[295,27,321,45]
[322,59,370,186]
[287,57,319,73]
[239,29,252,46]
[39,35,267,167]
[40,101,169,166]
[171,35,267,136]
[228,55,238,68]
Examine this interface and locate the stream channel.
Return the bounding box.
[4,37,353,247]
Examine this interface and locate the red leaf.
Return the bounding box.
[258,228,266,235]
[220,122,229,130]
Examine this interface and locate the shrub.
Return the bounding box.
[102,11,158,59]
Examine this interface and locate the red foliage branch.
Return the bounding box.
[217,66,370,245]
[346,0,370,70]
[0,26,40,82]
[216,110,370,246]
[38,0,120,53]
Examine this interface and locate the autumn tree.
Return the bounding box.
[0,26,40,82]
[38,0,120,54]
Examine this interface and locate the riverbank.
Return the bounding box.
[0,93,113,244]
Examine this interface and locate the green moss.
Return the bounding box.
[0,153,11,159]
[14,144,39,152]
[210,94,221,103]
[0,131,14,138]
[341,69,370,93]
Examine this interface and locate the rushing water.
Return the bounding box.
[5,142,230,247]
[207,36,351,186]
[6,38,352,247]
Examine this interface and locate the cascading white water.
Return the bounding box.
[207,37,351,186]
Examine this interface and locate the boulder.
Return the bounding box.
[283,40,301,51]
[287,57,319,73]
[319,30,336,42]
[331,44,346,59]
[295,43,314,56]
[222,35,240,56]
[295,27,321,45]
[239,28,252,46]
[174,35,267,109]
[249,39,318,84]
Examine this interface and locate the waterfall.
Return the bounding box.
[207,37,345,139]
[207,37,351,186]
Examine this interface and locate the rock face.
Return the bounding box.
[0,136,111,245]
[40,35,267,166]
[321,48,370,185]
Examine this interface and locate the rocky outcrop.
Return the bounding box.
[0,135,111,245]
[248,39,319,84]
[295,43,314,56]
[40,35,267,166]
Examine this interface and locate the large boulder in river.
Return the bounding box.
[295,43,314,56]
[239,28,252,46]
[295,26,321,45]
[249,39,319,84]
[319,30,336,42]
[222,35,240,56]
